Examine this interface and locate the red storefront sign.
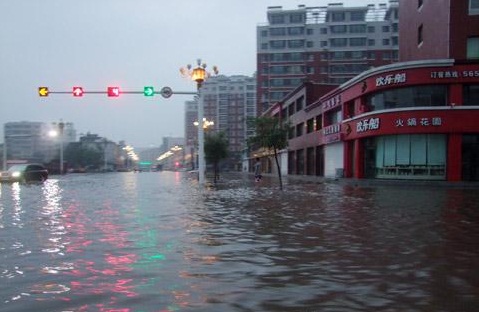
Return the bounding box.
[343,109,479,140]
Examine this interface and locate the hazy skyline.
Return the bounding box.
[1,0,385,148]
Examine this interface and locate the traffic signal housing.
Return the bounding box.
[107,87,120,97]
[72,87,84,97]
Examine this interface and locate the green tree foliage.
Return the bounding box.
[64,143,103,170]
[247,117,289,190]
[204,131,229,184]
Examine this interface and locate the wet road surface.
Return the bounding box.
[1,171,478,311]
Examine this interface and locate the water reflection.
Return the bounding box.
[0,173,478,311]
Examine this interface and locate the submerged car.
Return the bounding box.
[0,164,49,183]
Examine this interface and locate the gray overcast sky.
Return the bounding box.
[0,0,383,148]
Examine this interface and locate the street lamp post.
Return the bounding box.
[180,59,218,185]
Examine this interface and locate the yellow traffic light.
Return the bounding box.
[38,87,49,97]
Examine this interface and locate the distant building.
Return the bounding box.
[2,121,76,167]
[157,136,185,170]
[185,74,257,170]
[256,1,399,114]
[184,100,198,149]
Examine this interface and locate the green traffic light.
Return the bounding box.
[144,86,154,97]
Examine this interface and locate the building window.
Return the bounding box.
[330,38,348,47]
[286,103,294,117]
[331,51,346,59]
[350,38,367,47]
[307,28,314,35]
[351,51,366,59]
[307,41,314,48]
[288,40,305,48]
[470,0,479,14]
[367,85,448,110]
[270,40,286,49]
[463,84,479,105]
[383,38,390,46]
[368,39,375,46]
[270,14,285,24]
[467,37,479,59]
[270,28,286,36]
[261,30,268,37]
[350,11,365,21]
[296,96,304,111]
[296,123,304,137]
[288,27,304,35]
[418,24,424,45]
[373,134,446,180]
[349,24,366,33]
[330,25,347,33]
[392,23,398,33]
[321,28,327,34]
[331,12,345,22]
[382,26,390,32]
[290,13,304,23]
[368,26,375,33]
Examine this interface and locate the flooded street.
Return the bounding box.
[1,172,478,312]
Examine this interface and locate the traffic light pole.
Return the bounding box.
[37,85,204,182]
[197,89,205,185]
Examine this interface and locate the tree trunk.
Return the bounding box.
[273,146,283,190]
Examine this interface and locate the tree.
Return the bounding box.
[64,143,103,171]
[204,131,229,184]
[247,116,289,190]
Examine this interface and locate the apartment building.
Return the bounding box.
[185,75,256,170]
[257,1,399,115]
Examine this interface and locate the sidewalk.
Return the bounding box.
[211,171,479,189]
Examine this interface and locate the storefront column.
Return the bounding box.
[353,139,364,178]
[447,134,462,181]
[343,141,352,178]
[449,84,463,106]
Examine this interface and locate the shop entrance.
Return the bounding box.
[462,135,479,181]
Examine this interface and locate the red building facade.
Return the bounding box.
[327,59,479,181]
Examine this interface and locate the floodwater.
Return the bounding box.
[0,172,478,312]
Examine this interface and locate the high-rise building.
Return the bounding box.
[257,1,399,114]
[184,100,198,149]
[185,75,257,170]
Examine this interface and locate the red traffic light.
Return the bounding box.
[72,86,84,97]
[107,87,120,97]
